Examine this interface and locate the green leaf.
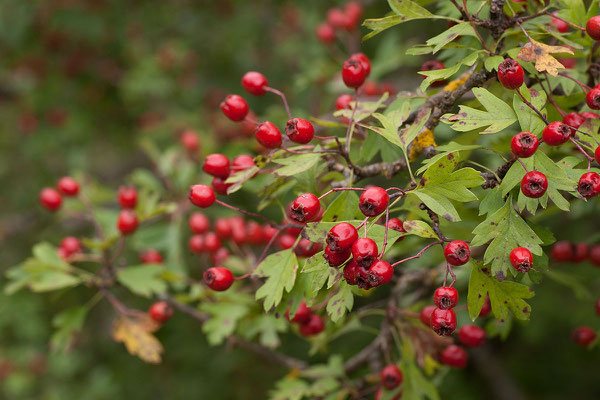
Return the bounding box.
[416,142,483,175]
[426,22,476,54]
[334,93,389,122]
[269,377,311,400]
[225,166,260,194]
[274,150,321,177]
[253,250,299,311]
[200,301,250,345]
[418,51,480,92]
[366,102,411,149]
[301,252,339,295]
[544,269,592,300]
[32,242,71,271]
[400,340,440,400]
[243,314,287,349]
[51,306,88,352]
[116,265,167,298]
[321,191,362,222]
[484,55,504,71]
[402,220,437,239]
[326,281,354,323]
[467,261,535,322]
[513,87,547,135]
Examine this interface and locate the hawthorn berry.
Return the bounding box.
[387,218,406,241]
[212,177,232,195]
[479,296,492,317]
[458,325,486,347]
[586,15,600,40]
[39,187,62,211]
[278,233,298,250]
[571,326,597,347]
[326,222,358,252]
[343,259,365,285]
[286,301,311,324]
[326,8,348,29]
[232,154,256,171]
[368,260,393,287]
[440,345,468,368]
[351,238,378,269]
[335,94,354,110]
[497,58,524,89]
[294,238,322,258]
[203,153,230,178]
[551,14,569,33]
[571,243,589,262]
[350,53,371,77]
[189,212,210,234]
[117,210,139,235]
[420,60,447,87]
[246,221,265,246]
[562,112,586,133]
[521,171,548,198]
[203,266,234,291]
[581,111,600,120]
[316,23,336,43]
[359,187,389,217]
[241,71,268,96]
[149,301,173,324]
[589,245,600,266]
[510,247,533,273]
[430,307,457,336]
[180,129,199,152]
[542,121,571,145]
[204,232,221,252]
[285,118,314,144]
[188,235,205,254]
[189,184,216,208]
[118,186,137,209]
[211,247,230,265]
[551,241,573,262]
[577,172,600,198]
[290,193,320,222]
[586,88,600,110]
[214,218,232,239]
[342,57,367,88]
[511,131,539,158]
[344,2,363,29]
[444,241,470,266]
[596,299,600,316]
[255,121,282,148]
[57,176,79,196]
[140,249,163,264]
[380,365,403,389]
[416,306,436,327]
[60,237,81,257]
[323,245,351,267]
[263,224,279,243]
[433,286,459,310]
[299,314,325,336]
[595,146,600,164]
[220,94,249,121]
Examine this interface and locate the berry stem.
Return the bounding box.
[234,228,282,280]
[344,88,359,157]
[317,187,366,200]
[543,11,586,31]
[265,87,292,119]
[540,72,567,117]
[515,156,529,172]
[569,137,595,162]
[244,115,258,125]
[214,199,273,224]
[516,89,549,125]
[558,72,592,92]
[460,0,491,53]
[390,240,442,267]
[379,205,390,258]
[281,147,338,155]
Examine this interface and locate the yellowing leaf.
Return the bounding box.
[517,39,573,76]
[111,311,163,364]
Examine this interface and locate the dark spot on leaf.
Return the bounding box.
[446,33,457,40]
[504,301,508,304]
[500,319,505,323]
[523,307,530,313]
[496,271,506,281]
[534,47,542,55]
[478,294,482,298]
[447,153,455,160]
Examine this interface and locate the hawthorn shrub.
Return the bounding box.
[5,0,600,399]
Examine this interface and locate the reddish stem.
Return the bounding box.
[265,86,292,119]
[379,205,390,258]
[235,228,282,280]
[569,137,595,162]
[558,72,592,92]
[391,241,442,268]
[214,199,273,224]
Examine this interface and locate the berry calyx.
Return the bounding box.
[286,301,311,324]
[542,121,571,145]
[351,238,378,269]
[577,172,600,198]
[342,57,367,88]
[189,184,216,208]
[189,212,210,234]
[440,345,468,368]
[241,71,268,96]
[497,58,524,89]
[220,94,249,122]
[359,187,389,217]
[140,249,163,264]
[290,193,320,222]
[586,15,600,40]
[57,176,80,196]
[255,121,282,148]
[117,210,139,235]
[571,326,597,347]
[368,260,393,287]
[430,307,457,336]
[510,247,533,273]
[180,129,200,152]
[203,153,230,178]
[323,245,351,267]
[586,88,600,110]
[203,266,234,291]
[443,240,470,266]
[420,60,447,87]
[299,314,325,336]
[326,222,358,252]
[60,237,81,257]
[380,365,403,389]
[458,325,486,347]
[285,118,314,144]
[149,301,173,324]
[39,187,62,211]
[510,131,539,158]
[118,186,137,209]
[433,286,459,310]
[188,235,205,254]
[521,171,548,198]
[551,241,573,261]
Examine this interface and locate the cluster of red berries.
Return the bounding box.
[139,248,163,264]
[551,241,600,266]
[39,176,80,212]
[202,153,256,195]
[116,186,139,235]
[285,301,325,337]
[57,236,82,260]
[315,2,363,44]
[375,364,403,399]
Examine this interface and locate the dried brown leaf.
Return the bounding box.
[111,310,163,364]
[517,39,574,76]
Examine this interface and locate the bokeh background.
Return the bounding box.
[0,0,598,399]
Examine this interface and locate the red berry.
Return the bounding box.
[342,58,367,88]
[335,94,354,110]
[220,94,248,122]
[326,8,348,29]
[433,286,459,310]
[326,222,358,252]
[60,237,81,257]
[117,210,138,235]
[380,365,403,389]
[430,307,457,336]
[359,187,389,217]
[232,154,256,171]
[316,23,336,44]
[149,301,173,323]
[551,14,569,33]
[344,2,363,26]
[582,111,600,120]
[511,131,539,158]
[278,233,297,250]
[542,121,571,146]
[203,266,234,291]
[387,218,406,241]
[571,243,589,262]
[521,171,548,198]
[368,260,393,287]
[586,15,600,40]
[180,129,199,152]
[189,184,216,208]
[118,186,137,209]
[241,71,268,96]
[189,212,210,234]
[571,326,597,347]
[577,172,600,198]
[596,299,600,316]
[188,235,205,254]
[420,60,447,87]
[562,112,586,134]
[440,345,468,368]
[343,259,365,285]
[255,121,282,148]
[479,296,492,317]
[551,241,573,262]
[57,176,79,196]
[351,238,378,269]
[497,58,524,89]
[285,118,314,144]
[203,153,230,178]
[290,193,320,222]
[140,249,163,264]
[39,187,62,211]
[587,88,600,110]
[246,221,265,246]
[323,245,351,267]
[510,247,533,273]
[212,176,232,195]
[204,232,221,252]
[420,305,437,326]
[214,218,232,240]
[299,314,325,336]
[263,224,279,243]
[350,53,371,77]
[458,325,486,347]
[211,247,230,265]
[444,241,470,266]
[286,301,312,324]
[595,146,600,165]
[294,238,322,258]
